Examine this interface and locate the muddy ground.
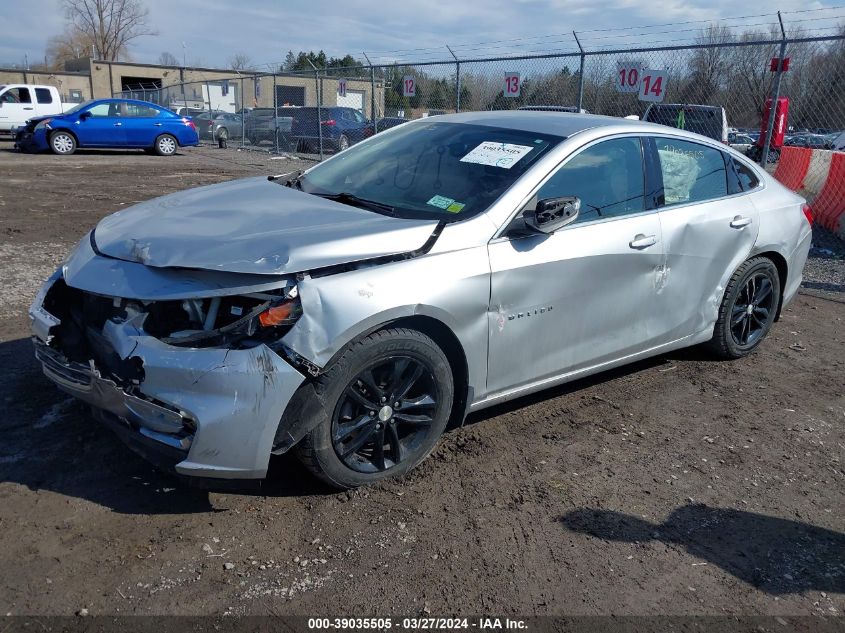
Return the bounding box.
[0,141,843,617]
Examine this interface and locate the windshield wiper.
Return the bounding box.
[314,192,397,216]
[268,169,305,189]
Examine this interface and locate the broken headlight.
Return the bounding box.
[152,285,302,349]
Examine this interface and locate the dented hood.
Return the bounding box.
[93,177,440,275]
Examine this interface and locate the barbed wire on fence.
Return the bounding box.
[116,18,845,172]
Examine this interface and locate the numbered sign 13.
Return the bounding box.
[638,70,668,102]
[504,72,521,98]
[402,75,416,98]
[337,78,347,98]
[616,63,641,93]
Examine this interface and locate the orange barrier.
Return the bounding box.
[809,151,845,232]
[773,146,812,191]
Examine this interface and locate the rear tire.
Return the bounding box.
[154,133,178,156]
[295,328,454,489]
[708,257,781,359]
[337,134,350,151]
[49,130,76,155]
[216,127,229,141]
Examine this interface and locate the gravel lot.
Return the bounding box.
[0,141,843,617]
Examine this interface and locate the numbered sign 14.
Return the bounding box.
[638,69,668,102]
[337,78,347,98]
[402,75,416,98]
[504,72,521,98]
[616,63,641,93]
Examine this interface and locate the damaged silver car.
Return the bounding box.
[30,112,812,489]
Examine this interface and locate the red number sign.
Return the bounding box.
[616,63,641,93]
[402,76,416,98]
[504,73,520,98]
[638,69,668,102]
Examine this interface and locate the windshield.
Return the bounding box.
[299,121,563,220]
[64,100,95,115]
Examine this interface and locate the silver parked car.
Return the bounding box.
[30,112,812,489]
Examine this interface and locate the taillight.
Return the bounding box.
[320,119,336,126]
[182,117,197,131]
[802,203,813,225]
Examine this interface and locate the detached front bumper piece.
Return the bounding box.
[30,281,305,482]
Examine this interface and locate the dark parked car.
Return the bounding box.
[15,98,199,155]
[375,117,408,133]
[291,106,374,151]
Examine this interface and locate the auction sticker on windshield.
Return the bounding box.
[460,142,535,169]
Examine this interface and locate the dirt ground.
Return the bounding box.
[0,141,843,618]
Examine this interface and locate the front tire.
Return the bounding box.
[154,133,178,156]
[49,131,76,155]
[296,328,454,489]
[708,257,781,359]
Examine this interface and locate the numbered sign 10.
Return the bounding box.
[337,78,347,98]
[402,75,416,98]
[638,69,667,102]
[504,72,521,98]
[616,63,641,93]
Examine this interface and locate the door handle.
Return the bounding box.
[113,122,122,127]
[730,216,752,228]
[154,122,162,126]
[23,107,33,110]
[629,234,658,249]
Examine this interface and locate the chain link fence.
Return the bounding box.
[115,32,845,186]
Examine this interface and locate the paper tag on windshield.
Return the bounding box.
[427,195,455,209]
[460,142,534,169]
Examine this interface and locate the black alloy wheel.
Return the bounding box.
[730,272,776,348]
[332,355,437,473]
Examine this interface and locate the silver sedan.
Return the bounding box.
[30,112,812,489]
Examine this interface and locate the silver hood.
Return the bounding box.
[93,177,440,275]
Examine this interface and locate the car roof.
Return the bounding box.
[423,110,680,138]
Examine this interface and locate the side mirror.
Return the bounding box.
[79,110,91,120]
[523,196,580,234]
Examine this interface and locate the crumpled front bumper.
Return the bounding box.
[30,276,305,481]
[15,128,48,153]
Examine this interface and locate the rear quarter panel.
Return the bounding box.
[749,170,811,309]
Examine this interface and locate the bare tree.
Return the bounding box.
[46,27,94,69]
[60,0,156,61]
[158,51,179,66]
[228,53,254,71]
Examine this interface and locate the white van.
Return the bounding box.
[0,84,73,134]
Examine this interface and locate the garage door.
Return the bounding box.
[336,89,364,111]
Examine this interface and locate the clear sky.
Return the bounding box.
[2,0,842,70]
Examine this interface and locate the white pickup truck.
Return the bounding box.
[0,84,75,134]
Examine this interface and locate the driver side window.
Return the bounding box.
[86,103,113,117]
[537,137,646,224]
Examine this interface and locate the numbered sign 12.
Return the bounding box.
[616,62,641,93]
[337,78,347,98]
[402,75,416,98]
[504,72,521,98]
[638,69,668,102]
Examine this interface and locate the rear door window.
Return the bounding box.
[654,137,727,206]
[125,103,159,117]
[35,88,53,104]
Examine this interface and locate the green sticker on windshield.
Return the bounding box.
[427,195,454,209]
[446,202,465,213]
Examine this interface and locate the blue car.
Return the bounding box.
[15,98,200,156]
[290,106,374,152]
